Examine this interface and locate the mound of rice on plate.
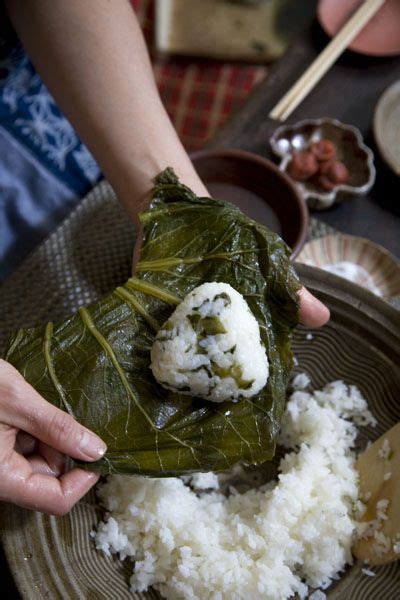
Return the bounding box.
[94,379,376,600]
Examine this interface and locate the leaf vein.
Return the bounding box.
[43,322,76,418]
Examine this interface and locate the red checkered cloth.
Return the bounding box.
[133,0,268,150]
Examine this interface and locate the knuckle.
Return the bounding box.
[5,379,25,402]
[0,359,14,375]
[0,360,23,387]
[0,371,25,401]
[47,411,77,445]
[0,381,28,421]
[37,491,71,517]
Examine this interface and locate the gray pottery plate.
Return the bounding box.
[0,182,399,599]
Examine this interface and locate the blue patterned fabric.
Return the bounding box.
[0,42,102,282]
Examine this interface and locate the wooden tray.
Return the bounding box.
[155,0,317,63]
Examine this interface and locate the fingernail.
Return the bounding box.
[85,471,101,482]
[79,431,107,460]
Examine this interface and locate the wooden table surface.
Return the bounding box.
[3,16,400,600]
[208,20,400,258]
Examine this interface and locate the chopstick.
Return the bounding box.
[269,0,385,122]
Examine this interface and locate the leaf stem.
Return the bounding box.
[115,287,159,331]
[127,278,181,305]
[79,307,201,466]
[136,249,257,272]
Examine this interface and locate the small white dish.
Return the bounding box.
[296,234,400,300]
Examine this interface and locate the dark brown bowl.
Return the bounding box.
[191,148,309,258]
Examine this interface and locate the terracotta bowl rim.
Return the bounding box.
[190,147,309,258]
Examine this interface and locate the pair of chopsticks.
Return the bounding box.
[269,0,386,122]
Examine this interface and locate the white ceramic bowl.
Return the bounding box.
[296,234,400,300]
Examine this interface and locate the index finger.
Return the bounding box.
[0,360,106,462]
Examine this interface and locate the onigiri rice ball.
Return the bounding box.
[150,282,268,402]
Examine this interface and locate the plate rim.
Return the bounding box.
[373,79,400,177]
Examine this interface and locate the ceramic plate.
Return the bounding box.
[2,264,400,600]
[374,80,400,177]
[155,0,316,63]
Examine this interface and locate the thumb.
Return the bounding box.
[299,287,330,328]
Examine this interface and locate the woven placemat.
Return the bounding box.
[0,182,132,353]
[0,180,338,354]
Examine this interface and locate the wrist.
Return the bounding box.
[107,153,209,225]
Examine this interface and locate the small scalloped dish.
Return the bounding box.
[296,234,400,300]
[270,118,375,209]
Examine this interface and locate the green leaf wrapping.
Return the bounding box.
[5,168,300,476]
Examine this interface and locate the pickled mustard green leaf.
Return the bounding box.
[5,168,300,476]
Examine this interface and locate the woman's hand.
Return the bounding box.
[0,360,106,516]
[133,239,329,328]
[298,286,329,327]
[5,0,330,331]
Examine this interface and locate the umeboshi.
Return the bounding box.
[287,151,319,181]
[309,139,336,162]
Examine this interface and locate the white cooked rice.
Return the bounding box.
[308,592,327,600]
[361,568,376,577]
[292,372,310,390]
[189,472,220,491]
[322,262,383,297]
[94,379,376,600]
[150,282,268,402]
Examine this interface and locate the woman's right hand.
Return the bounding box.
[0,359,106,515]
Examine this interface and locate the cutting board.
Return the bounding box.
[155,0,317,63]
